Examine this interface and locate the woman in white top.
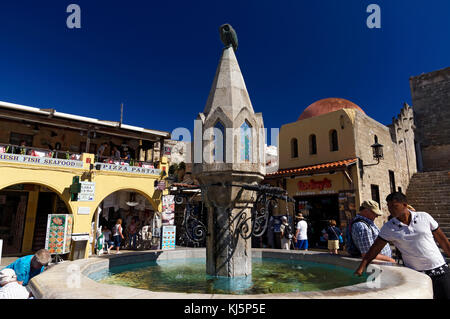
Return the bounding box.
[111,219,124,254]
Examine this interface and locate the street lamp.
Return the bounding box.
[371,142,384,163]
[361,142,384,169]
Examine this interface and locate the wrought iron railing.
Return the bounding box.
[0,143,157,168]
[96,155,156,168]
[173,183,294,244]
[0,143,82,160]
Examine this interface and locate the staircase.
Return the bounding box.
[406,171,450,238]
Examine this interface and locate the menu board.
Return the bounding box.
[161,226,176,250]
[45,214,73,255]
[161,195,175,226]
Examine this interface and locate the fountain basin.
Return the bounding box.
[28,248,433,299]
[90,257,368,295]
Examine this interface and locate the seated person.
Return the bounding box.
[0,268,31,299]
[14,140,28,155]
[122,151,131,161]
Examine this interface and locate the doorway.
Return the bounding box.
[0,184,70,256]
[294,194,339,248]
[0,191,28,255]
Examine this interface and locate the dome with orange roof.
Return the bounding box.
[298,98,365,121]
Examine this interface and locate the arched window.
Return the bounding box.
[213,121,225,162]
[291,138,298,158]
[330,129,338,152]
[240,121,252,162]
[309,134,317,155]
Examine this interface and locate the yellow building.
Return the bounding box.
[265,98,417,247]
[0,101,170,259]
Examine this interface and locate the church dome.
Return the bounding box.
[298,98,365,121]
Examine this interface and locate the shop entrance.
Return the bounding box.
[93,190,160,255]
[294,194,339,249]
[0,191,28,255]
[0,184,70,256]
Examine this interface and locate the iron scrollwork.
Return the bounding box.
[183,196,207,244]
[175,183,294,244]
[236,184,294,240]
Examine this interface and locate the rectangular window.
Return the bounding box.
[389,170,396,194]
[371,184,380,208]
[80,142,97,154]
[10,132,33,146]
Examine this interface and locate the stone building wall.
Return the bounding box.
[353,105,416,228]
[410,67,450,171]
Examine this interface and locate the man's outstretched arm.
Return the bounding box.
[354,237,388,276]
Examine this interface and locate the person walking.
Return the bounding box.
[326,220,341,255]
[294,214,308,251]
[101,225,113,254]
[355,192,450,299]
[110,219,125,254]
[347,200,395,262]
[1,249,51,286]
[280,216,293,250]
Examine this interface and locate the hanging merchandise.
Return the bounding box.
[152,213,162,237]
[104,193,119,212]
[161,195,175,226]
[157,180,166,191]
[135,194,147,211]
[141,225,152,241]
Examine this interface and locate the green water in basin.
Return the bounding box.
[92,258,367,295]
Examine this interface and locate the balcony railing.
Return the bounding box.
[0,143,81,160]
[96,155,156,169]
[0,143,162,175]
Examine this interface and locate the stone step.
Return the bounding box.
[406,171,450,238]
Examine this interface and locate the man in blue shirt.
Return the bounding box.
[2,249,51,286]
[350,200,395,263]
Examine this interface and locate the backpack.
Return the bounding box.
[283,223,293,239]
[345,217,373,257]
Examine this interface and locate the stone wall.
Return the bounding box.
[353,105,417,228]
[406,171,450,238]
[410,67,450,171]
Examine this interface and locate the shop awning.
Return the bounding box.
[266,158,357,178]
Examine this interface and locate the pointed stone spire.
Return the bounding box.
[203,46,254,118]
[192,24,266,278]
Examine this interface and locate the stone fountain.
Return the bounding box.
[25,25,434,300]
[192,24,266,277]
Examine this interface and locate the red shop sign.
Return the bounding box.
[298,178,332,191]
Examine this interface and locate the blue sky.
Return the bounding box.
[0,0,449,145]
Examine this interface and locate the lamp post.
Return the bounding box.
[371,142,384,164]
[358,142,384,178]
